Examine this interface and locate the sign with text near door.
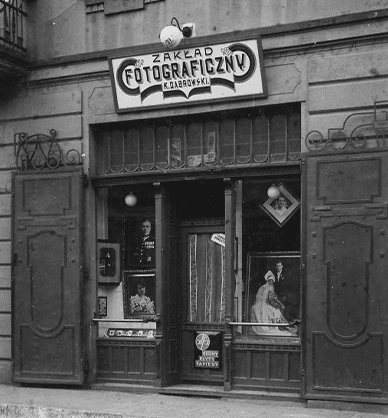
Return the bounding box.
[109,37,267,112]
[194,331,222,369]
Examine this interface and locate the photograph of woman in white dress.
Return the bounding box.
[250,270,296,336]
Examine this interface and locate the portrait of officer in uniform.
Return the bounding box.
[131,219,155,266]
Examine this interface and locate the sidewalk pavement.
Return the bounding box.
[0,383,387,418]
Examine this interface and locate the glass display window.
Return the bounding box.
[239,177,301,339]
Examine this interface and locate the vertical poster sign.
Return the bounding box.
[109,37,267,113]
[194,331,222,369]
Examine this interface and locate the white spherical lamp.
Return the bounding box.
[160,25,183,48]
[267,184,281,199]
[125,193,137,207]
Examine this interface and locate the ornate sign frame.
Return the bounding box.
[109,35,267,113]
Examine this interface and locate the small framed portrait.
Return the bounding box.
[261,183,300,227]
[98,242,120,284]
[122,270,156,318]
[246,252,300,337]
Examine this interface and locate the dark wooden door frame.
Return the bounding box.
[158,178,235,390]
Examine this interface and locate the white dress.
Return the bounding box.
[250,282,295,335]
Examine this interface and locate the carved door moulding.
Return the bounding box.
[323,221,372,340]
[312,332,383,393]
[316,157,381,204]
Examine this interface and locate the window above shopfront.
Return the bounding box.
[94,104,301,177]
[85,0,164,15]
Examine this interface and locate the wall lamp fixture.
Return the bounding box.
[159,17,196,49]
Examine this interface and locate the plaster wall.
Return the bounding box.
[25,0,388,61]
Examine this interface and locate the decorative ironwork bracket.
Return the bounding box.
[15,129,82,171]
[0,0,28,15]
[305,101,388,152]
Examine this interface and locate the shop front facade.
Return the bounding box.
[2,0,388,411]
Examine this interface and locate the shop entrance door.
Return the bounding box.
[12,168,84,385]
[180,224,226,384]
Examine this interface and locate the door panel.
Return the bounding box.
[303,151,388,401]
[12,168,84,385]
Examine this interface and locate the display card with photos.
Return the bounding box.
[105,328,155,339]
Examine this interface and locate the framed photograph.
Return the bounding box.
[246,252,300,337]
[126,218,156,269]
[98,296,107,317]
[98,242,120,284]
[122,270,156,318]
[261,183,300,227]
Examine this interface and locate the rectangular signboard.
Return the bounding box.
[109,36,267,112]
[194,331,222,369]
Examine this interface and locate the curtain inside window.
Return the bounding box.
[188,233,225,322]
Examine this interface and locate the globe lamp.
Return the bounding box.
[125,193,137,207]
[267,184,281,199]
[159,17,196,49]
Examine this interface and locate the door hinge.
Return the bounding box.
[83,174,89,188]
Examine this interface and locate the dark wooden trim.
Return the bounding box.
[154,182,163,384]
[223,178,234,391]
[90,163,301,189]
[300,154,308,399]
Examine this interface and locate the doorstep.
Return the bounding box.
[91,382,303,404]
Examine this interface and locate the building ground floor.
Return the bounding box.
[4,91,388,414]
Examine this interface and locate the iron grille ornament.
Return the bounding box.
[15,129,82,171]
[305,101,388,152]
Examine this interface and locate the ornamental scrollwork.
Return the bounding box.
[15,129,82,171]
[305,101,388,152]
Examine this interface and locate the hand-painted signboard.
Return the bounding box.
[109,37,267,112]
